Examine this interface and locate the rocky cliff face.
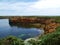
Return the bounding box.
[38,19,59,34]
[9,17,60,34]
[44,22,58,34]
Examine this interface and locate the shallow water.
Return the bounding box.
[0,19,44,40]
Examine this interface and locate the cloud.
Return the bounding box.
[0,0,60,16]
[29,0,60,9]
[0,2,30,10]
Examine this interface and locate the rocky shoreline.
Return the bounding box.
[9,17,60,34]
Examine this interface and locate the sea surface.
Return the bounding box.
[0,19,44,40]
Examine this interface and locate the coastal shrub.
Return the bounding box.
[38,26,60,45]
[0,36,24,45]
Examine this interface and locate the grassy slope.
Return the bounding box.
[38,26,60,45]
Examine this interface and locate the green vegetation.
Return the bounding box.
[38,26,60,45]
[0,36,24,45]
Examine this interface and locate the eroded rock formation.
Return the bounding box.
[9,17,60,34]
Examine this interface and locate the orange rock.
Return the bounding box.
[48,29,55,33]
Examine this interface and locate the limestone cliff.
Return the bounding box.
[9,17,60,34]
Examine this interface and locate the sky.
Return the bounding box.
[0,0,60,16]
